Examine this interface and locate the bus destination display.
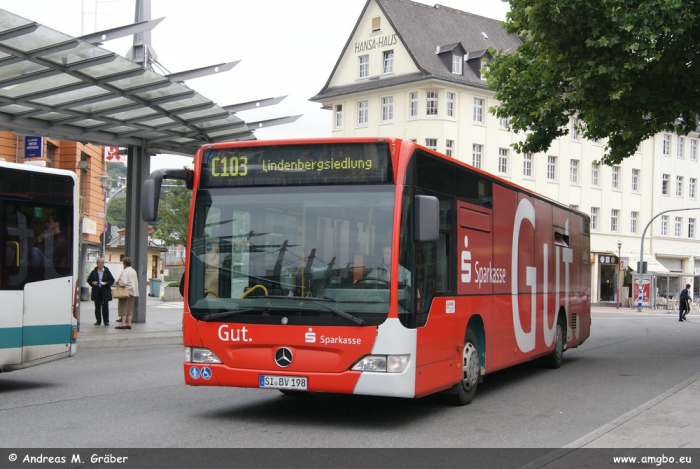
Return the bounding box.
[200,143,392,187]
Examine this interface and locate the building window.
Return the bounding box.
[358,55,369,79]
[498,148,509,174]
[591,207,599,230]
[611,209,619,232]
[409,92,418,117]
[499,116,509,128]
[571,117,579,140]
[382,50,394,74]
[631,169,640,191]
[676,176,684,197]
[334,104,342,128]
[357,100,368,125]
[427,91,438,116]
[446,92,455,118]
[570,159,579,183]
[675,217,683,237]
[661,215,669,236]
[381,96,393,122]
[631,211,638,234]
[473,97,484,123]
[677,136,685,158]
[452,55,462,74]
[480,58,489,80]
[691,139,698,161]
[425,139,437,151]
[570,204,579,211]
[690,178,697,199]
[689,218,696,239]
[663,134,671,156]
[446,140,454,157]
[372,16,381,32]
[662,174,670,195]
[612,165,620,189]
[472,144,483,169]
[591,163,599,186]
[547,156,557,180]
[523,153,533,177]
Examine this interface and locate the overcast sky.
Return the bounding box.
[0,0,510,169]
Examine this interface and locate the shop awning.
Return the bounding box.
[621,252,670,273]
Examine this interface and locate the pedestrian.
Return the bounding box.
[87,258,114,325]
[115,257,139,330]
[679,283,691,322]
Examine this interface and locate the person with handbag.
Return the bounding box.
[87,258,114,325]
[114,257,139,330]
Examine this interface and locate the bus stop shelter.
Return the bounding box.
[0,6,299,322]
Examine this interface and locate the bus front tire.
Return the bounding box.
[448,329,479,406]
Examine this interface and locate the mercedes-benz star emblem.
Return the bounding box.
[274,347,293,368]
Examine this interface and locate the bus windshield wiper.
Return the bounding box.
[264,296,366,325]
[200,308,261,321]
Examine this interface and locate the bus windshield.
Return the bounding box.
[188,185,397,326]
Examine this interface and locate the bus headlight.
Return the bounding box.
[351,354,410,373]
[184,347,222,364]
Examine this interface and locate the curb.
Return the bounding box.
[77,333,182,349]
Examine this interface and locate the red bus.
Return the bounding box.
[142,138,591,405]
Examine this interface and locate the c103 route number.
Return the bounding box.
[212,156,248,177]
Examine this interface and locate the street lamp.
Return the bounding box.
[95,174,113,257]
[616,240,622,309]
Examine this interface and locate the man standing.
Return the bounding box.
[87,258,115,326]
[679,283,691,322]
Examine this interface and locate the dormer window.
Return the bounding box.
[480,58,489,80]
[452,55,462,75]
[436,42,466,76]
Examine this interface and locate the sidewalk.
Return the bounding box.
[75,300,700,448]
[77,295,183,349]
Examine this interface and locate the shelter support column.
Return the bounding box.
[125,144,150,323]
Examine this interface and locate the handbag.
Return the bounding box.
[112,286,130,299]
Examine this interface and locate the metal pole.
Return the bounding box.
[638,207,700,312]
[616,241,621,309]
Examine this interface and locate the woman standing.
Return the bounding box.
[115,257,139,330]
[87,258,114,325]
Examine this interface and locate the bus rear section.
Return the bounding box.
[0,162,78,372]
[142,138,591,405]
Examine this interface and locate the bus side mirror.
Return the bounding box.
[415,195,439,242]
[141,169,194,222]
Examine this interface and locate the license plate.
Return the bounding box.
[259,375,308,390]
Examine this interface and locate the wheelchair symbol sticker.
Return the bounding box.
[189,367,201,379]
[201,367,212,380]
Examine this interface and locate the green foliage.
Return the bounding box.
[106,196,126,228]
[106,162,126,180]
[152,180,192,249]
[488,0,700,165]
[167,281,180,287]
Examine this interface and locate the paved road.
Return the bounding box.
[1,312,699,450]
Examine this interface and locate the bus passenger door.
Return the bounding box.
[414,198,455,396]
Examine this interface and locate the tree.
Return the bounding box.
[152,181,192,248]
[106,196,126,228]
[488,0,700,165]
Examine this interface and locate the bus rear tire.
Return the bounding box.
[447,329,479,406]
[542,319,564,369]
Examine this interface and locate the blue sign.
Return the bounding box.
[201,367,212,380]
[24,136,43,158]
[189,366,201,379]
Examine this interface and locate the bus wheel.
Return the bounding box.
[543,319,564,369]
[448,329,479,406]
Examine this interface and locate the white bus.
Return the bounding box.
[0,161,79,372]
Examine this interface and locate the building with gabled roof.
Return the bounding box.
[311,0,700,306]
